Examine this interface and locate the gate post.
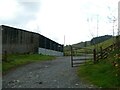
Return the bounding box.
[70,45,73,67]
[93,49,96,64]
[2,50,8,62]
[116,36,120,49]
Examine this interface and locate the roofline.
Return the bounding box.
[1,25,63,46]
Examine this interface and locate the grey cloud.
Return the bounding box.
[18,1,40,13]
[15,0,41,22]
[1,0,41,29]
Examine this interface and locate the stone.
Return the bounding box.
[75,83,79,86]
[39,82,42,84]
[45,66,48,68]
[53,80,57,82]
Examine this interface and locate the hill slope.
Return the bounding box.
[64,37,114,55]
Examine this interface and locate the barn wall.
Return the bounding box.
[2,25,39,54]
[1,25,63,56]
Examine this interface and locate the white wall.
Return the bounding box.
[38,47,63,56]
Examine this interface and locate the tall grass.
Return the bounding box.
[77,49,120,88]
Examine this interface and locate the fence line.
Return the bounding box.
[93,36,120,63]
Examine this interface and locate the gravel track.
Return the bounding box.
[2,56,93,88]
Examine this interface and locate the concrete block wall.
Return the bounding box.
[38,47,63,56]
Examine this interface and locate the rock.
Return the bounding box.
[53,80,57,82]
[90,84,94,87]
[39,82,42,84]
[88,87,92,88]
[45,66,48,68]
[57,86,60,88]
[8,80,14,84]
[16,80,20,83]
[28,76,32,78]
[75,83,79,86]
[36,75,39,77]
[29,72,32,74]
[18,85,22,88]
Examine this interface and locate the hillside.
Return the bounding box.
[83,37,114,51]
[64,35,114,55]
[64,35,113,51]
[72,41,91,49]
[91,35,112,45]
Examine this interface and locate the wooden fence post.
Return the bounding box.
[100,47,103,59]
[70,45,73,67]
[93,49,96,64]
[116,36,120,49]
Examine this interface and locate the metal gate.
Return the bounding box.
[70,46,93,67]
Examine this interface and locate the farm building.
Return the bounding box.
[1,25,63,56]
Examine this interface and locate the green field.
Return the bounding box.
[64,37,114,56]
[77,49,120,88]
[2,54,55,74]
[84,37,113,51]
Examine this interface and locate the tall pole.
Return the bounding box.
[63,35,65,56]
[64,35,65,46]
[112,18,117,46]
[118,1,119,35]
[70,45,73,67]
[113,20,114,45]
[87,17,95,48]
[96,15,99,53]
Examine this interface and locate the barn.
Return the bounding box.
[1,25,63,56]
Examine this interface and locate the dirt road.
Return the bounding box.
[2,56,93,88]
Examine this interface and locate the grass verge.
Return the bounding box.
[2,54,55,74]
[77,50,120,88]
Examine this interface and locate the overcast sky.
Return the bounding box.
[0,0,119,45]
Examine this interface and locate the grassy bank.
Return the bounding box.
[2,54,55,74]
[77,49,120,88]
[64,38,113,56]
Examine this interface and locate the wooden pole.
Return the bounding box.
[100,47,103,59]
[70,45,73,67]
[93,49,96,64]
